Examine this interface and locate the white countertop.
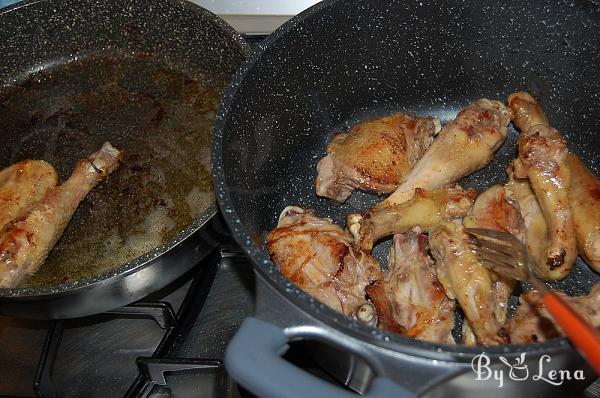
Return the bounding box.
[190,0,322,34]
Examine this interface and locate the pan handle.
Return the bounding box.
[225,317,414,398]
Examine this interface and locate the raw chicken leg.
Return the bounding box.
[266,206,381,317]
[0,142,123,288]
[379,99,509,207]
[508,92,576,280]
[366,229,455,344]
[316,113,440,203]
[0,160,58,229]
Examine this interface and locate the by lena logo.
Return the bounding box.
[471,352,585,388]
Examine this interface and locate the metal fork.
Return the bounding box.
[466,227,600,374]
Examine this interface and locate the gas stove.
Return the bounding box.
[0,238,254,397]
[2,1,600,397]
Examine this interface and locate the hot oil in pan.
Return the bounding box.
[0,52,220,287]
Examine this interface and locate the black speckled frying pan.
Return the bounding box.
[215,0,600,396]
[0,0,249,319]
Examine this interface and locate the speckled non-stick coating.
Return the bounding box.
[214,0,600,357]
[0,0,249,299]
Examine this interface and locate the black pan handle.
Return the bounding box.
[225,317,414,398]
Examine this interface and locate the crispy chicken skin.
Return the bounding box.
[566,153,600,272]
[0,143,123,288]
[429,221,508,346]
[463,185,525,324]
[379,99,509,207]
[348,185,476,252]
[0,160,58,229]
[267,206,381,317]
[366,229,455,344]
[316,113,440,203]
[508,92,576,280]
[508,283,600,344]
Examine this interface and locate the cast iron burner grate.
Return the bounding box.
[14,250,224,398]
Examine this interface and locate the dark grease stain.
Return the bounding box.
[0,52,220,287]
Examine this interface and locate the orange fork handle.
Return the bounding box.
[543,292,600,374]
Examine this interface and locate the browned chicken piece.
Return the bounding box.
[504,162,550,279]
[266,206,382,317]
[0,143,123,288]
[508,283,600,344]
[316,113,441,203]
[508,92,576,280]
[566,153,600,272]
[366,229,455,344]
[463,185,526,324]
[429,221,508,346]
[348,185,476,252]
[379,99,510,207]
[0,160,58,229]
[463,185,526,243]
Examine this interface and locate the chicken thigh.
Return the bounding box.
[366,229,455,344]
[379,99,509,207]
[316,113,440,203]
[348,185,476,252]
[0,160,58,229]
[266,206,381,317]
[566,153,600,272]
[0,142,123,288]
[508,92,576,280]
[429,221,508,345]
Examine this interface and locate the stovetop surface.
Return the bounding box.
[0,240,255,397]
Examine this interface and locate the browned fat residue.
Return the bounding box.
[547,249,566,270]
[590,188,600,201]
[333,245,350,279]
[0,53,220,287]
[404,119,417,131]
[478,110,492,122]
[498,327,509,339]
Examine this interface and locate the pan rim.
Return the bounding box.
[211,0,578,360]
[0,0,251,299]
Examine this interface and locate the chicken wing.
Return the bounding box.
[266,206,382,317]
[463,185,525,324]
[0,142,123,288]
[379,99,509,207]
[508,283,600,344]
[366,229,455,344]
[316,113,440,203]
[429,221,508,345]
[348,185,476,252]
[566,153,600,272]
[508,92,576,280]
[0,160,58,229]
